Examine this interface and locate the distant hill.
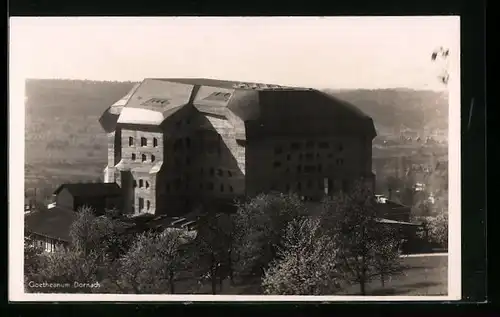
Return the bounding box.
[324,88,448,135]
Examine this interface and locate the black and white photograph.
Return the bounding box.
[9,16,461,301]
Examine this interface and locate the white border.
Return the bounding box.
[9,16,461,302]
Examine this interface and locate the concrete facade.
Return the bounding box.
[99,78,377,217]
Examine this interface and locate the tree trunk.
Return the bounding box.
[381,272,385,288]
[359,280,366,295]
[211,273,217,295]
[219,274,223,292]
[169,271,175,294]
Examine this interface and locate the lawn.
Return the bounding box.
[185,254,448,296]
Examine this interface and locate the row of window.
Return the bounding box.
[202,167,233,177]
[138,197,151,211]
[274,160,344,172]
[129,137,159,147]
[164,181,234,193]
[278,142,344,153]
[133,179,150,188]
[131,153,156,162]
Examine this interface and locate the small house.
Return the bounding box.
[52,182,122,215]
[25,207,79,252]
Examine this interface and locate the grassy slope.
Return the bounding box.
[24,79,448,197]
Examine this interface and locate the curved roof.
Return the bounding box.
[99,78,376,138]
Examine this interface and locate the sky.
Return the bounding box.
[10,17,459,90]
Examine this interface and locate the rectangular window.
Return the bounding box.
[306,141,314,149]
[131,153,136,161]
[319,142,329,149]
[147,200,150,210]
[305,153,314,161]
[304,165,316,173]
[274,145,283,154]
[217,169,223,176]
[139,197,144,211]
[297,165,302,173]
[129,137,134,146]
[141,137,147,147]
[273,161,282,168]
[153,138,158,147]
[207,182,214,191]
[142,154,147,162]
[286,154,291,161]
[290,142,301,151]
[151,154,156,162]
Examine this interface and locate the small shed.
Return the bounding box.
[25,206,79,252]
[52,182,122,215]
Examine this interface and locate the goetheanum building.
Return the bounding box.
[99,78,376,217]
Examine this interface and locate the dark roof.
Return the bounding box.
[53,182,121,197]
[25,207,78,242]
[99,78,376,139]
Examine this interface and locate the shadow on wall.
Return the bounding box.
[156,110,246,216]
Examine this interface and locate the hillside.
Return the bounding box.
[324,88,448,135]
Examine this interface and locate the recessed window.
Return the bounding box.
[210,168,215,176]
[299,154,303,161]
[286,154,291,161]
[166,184,170,192]
[319,142,329,149]
[138,198,144,210]
[141,137,147,147]
[318,164,323,172]
[220,184,224,192]
[174,178,181,190]
[139,179,144,188]
[153,138,158,147]
[200,168,204,176]
[337,158,344,166]
[273,161,282,168]
[129,137,134,146]
[297,182,302,191]
[186,119,191,125]
[217,169,223,176]
[199,183,203,189]
[338,144,344,152]
[304,165,316,173]
[307,180,313,189]
[142,154,147,162]
[305,153,314,161]
[328,153,333,159]
[306,141,314,149]
[151,155,156,162]
[274,146,283,154]
[186,138,191,149]
[186,157,191,165]
[297,165,302,173]
[131,153,136,161]
[285,167,290,173]
[207,182,214,191]
[285,184,290,191]
[147,200,150,210]
[227,171,232,177]
[229,186,234,193]
[133,180,137,188]
[291,142,301,151]
[145,181,150,189]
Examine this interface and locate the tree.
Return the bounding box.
[118,228,195,294]
[321,179,404,295]
[233,192,307,278]
[431,46,450,85]
[70,205,131,260]
[425,211,448,248]
[26,248,103,293]
[193,213,233,294]
[24,235,45,286]
[262,217,341,295]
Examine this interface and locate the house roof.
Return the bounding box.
[25,207,78,242]
[53,182,121,197]
[99,78,376,139]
